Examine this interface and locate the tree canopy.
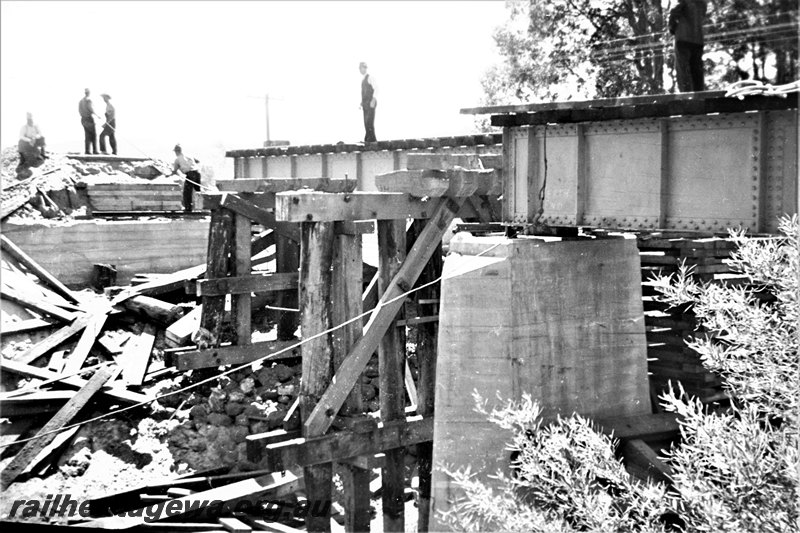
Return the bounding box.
[482,0,798,105]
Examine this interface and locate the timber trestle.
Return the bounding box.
[191,154,502,532]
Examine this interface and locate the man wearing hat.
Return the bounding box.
[99,93,117,155]
[78,88,98,154]
[169,144,202,212]
[359,62,378,142]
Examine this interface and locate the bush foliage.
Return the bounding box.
[439,215,799,532]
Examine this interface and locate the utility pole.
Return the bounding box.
[265,93,270,144]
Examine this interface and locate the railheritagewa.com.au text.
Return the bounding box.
[8,493,329,523]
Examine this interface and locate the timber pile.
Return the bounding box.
[637,233,744,402]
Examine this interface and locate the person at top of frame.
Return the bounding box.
[669,0,707,92]
[359,61,378,143]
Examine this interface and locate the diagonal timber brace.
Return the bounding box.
[304,196,465,436]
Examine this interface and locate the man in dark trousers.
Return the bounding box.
[359,62,377,142]
[669,0,707,92]
[170,144,202,212]
[78,88,98,154]
[99,93,117,155]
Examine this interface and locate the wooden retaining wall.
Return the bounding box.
[1,218,209,287]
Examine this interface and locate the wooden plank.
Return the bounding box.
[48,349,68,373]
[15,314,91,365]
[62,313,108,374]
[275,191,439,222]
[84,470,303,529]
[375,168,501,197]
[622,439,673,484]
[0,365,115,489]
[265,416,433,470]
[169,340,300,371]
[1,235,79,304]
[305,197,464,436]
[1,287,76,323]
[166,305,202,347]
[111,263,207,304]
[0,359,150,405]
[0,318,54,336]
[216,177,357,193]
[196,272,298,297]
[201,208,235,347]
[299,220,335,533]
[0,390,75,417]
[219,517,252,532]
[212,193,301,243]
[377,219,407,533]
[593,412,680,441]
[331,229,371,533]
[121,323,157,386]
[234,214,252,346]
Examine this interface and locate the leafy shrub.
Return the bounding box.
[439,215,799,532]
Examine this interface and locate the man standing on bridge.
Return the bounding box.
[359,61,378,143]
[669,0,707,92]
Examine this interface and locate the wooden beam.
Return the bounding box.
[15,314,91,365]
[121,295,184,326]
[0,359,150,405]
[201,208,235,346]
[299,220,336,533]
[622,439,674,485]
[0,390,75,417]
[375,168,501,197]
[168,340,300,371]
[165,305,202,348]
[1,287,76,323]
[61,313,108,374]
[215,178,357,194]
[0,365,115,489]
[332,227,371,533]
[276,235,300,341]
[594,412,680,441]
[120,323,157,386]
[195,272,298,297]
[1,235,79,304]
[275,191,439,222]
[304,197,464,437]
[409,218,442,533]
[378,219,407,533]
[234,213,253,346]
[110,264,206,305]
[0,318,55,336]
[264,416,433,470]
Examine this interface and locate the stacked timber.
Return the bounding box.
[86,183,183,212]
[431,233,651,529]
[637,234,744,402]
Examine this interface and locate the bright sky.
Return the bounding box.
[1,1,507,174]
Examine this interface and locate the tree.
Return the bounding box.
[480,0,799,107]
[439,215,799,532]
